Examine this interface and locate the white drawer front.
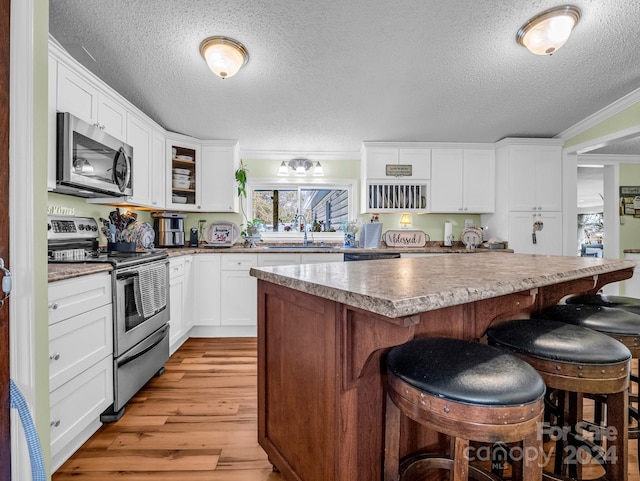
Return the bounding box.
[49,304,113,391]
[169,258,185,279]
[48,273,111,325]
[49,356,113,460]
[221,254,258,271]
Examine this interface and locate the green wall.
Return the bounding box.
[34,0,51,475]
[49,157,480,244]
[619,164,640,252]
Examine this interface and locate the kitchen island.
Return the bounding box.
[250,254,636,481]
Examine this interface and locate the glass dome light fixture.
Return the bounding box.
[312,161,324,176]
[199,36,249,79]
[287,158,314,176]
[516,5,581,55]
[278,161,289,176]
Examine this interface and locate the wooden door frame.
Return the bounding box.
[0,0,10,478]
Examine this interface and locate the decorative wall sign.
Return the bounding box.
[619,186,640,217]
[385,164,413,177]
[383,229,427,247]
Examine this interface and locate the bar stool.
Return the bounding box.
[384,337,545,481]
[486,318,631,481]
[538,303,640,471]
[566,293,640,315]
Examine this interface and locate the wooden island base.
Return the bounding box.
[257,265,633,481]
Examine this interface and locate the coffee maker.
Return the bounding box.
[152,212,186,247]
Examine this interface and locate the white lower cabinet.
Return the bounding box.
[169,257,190,352]
[194,254,222,327]
[508,212,563,255]
[48,273,113,472]
[220,254,258,328]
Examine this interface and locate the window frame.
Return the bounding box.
[245,177,358,241]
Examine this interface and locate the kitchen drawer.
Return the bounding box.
[169,258,185,279]
[49,356,113,461]
[48,273,111,326]
[49,304,113,391]
[221,254,258,271]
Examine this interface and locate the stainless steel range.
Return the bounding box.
[48,215,170,422]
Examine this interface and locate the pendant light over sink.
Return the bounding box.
[517,5,581,55]
[199,36,249,79]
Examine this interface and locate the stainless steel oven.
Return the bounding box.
[48,215,170,422]
[108,259,170,420]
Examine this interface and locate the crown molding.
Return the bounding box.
[578,153,640,165]
[556,86,640,141]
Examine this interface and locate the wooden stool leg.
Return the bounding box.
[452,437,469,481]
[606,390,629,481]
[384,393,401,481]
[522,431,543,481]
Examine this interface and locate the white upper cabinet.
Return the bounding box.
[430,149,495,213]
[200,142,240,212]
[507,144,562,212]
[166,137,239,212]
[360,143,431,213]
[125,113,165,209]
[56,62,127,141]
[362,144,431,180]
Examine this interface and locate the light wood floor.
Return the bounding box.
[52,337,640,481]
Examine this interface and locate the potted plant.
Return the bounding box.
[235,160,262,246]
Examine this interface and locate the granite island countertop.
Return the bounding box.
[250,254,636,319]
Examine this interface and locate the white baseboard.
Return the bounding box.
[188,325,257,338]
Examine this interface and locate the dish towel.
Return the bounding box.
[133,263,167,318]
[9,379,46,481]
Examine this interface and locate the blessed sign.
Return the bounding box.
[384,230,427,247]
[385,164,413,177]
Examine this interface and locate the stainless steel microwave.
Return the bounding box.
[55,112,133,198]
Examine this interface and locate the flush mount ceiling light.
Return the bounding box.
[516,5,581,55]
[279,159,324,176]
[199,36,249,79]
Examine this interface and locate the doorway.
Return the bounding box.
[577,165,604,256]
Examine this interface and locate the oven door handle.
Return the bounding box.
[116,324,168,368]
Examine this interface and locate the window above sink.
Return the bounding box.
[245,179,357,242]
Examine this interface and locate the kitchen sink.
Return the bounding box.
[263,245,340,250]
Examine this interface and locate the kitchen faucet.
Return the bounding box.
[293,214,310,246]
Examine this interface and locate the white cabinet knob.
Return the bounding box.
[49,353,60,361]
[49,303,58,310]
[50,420,60,428]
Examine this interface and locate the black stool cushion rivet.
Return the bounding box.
[537,304,640,336]
[486,318,631,364]
[386,337,545,406]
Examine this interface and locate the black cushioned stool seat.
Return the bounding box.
[384,337,545,481]
[538,304,640,355]
[566,293,640,316]
[486,318,632,481]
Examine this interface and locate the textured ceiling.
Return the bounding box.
[49,0,640,154]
